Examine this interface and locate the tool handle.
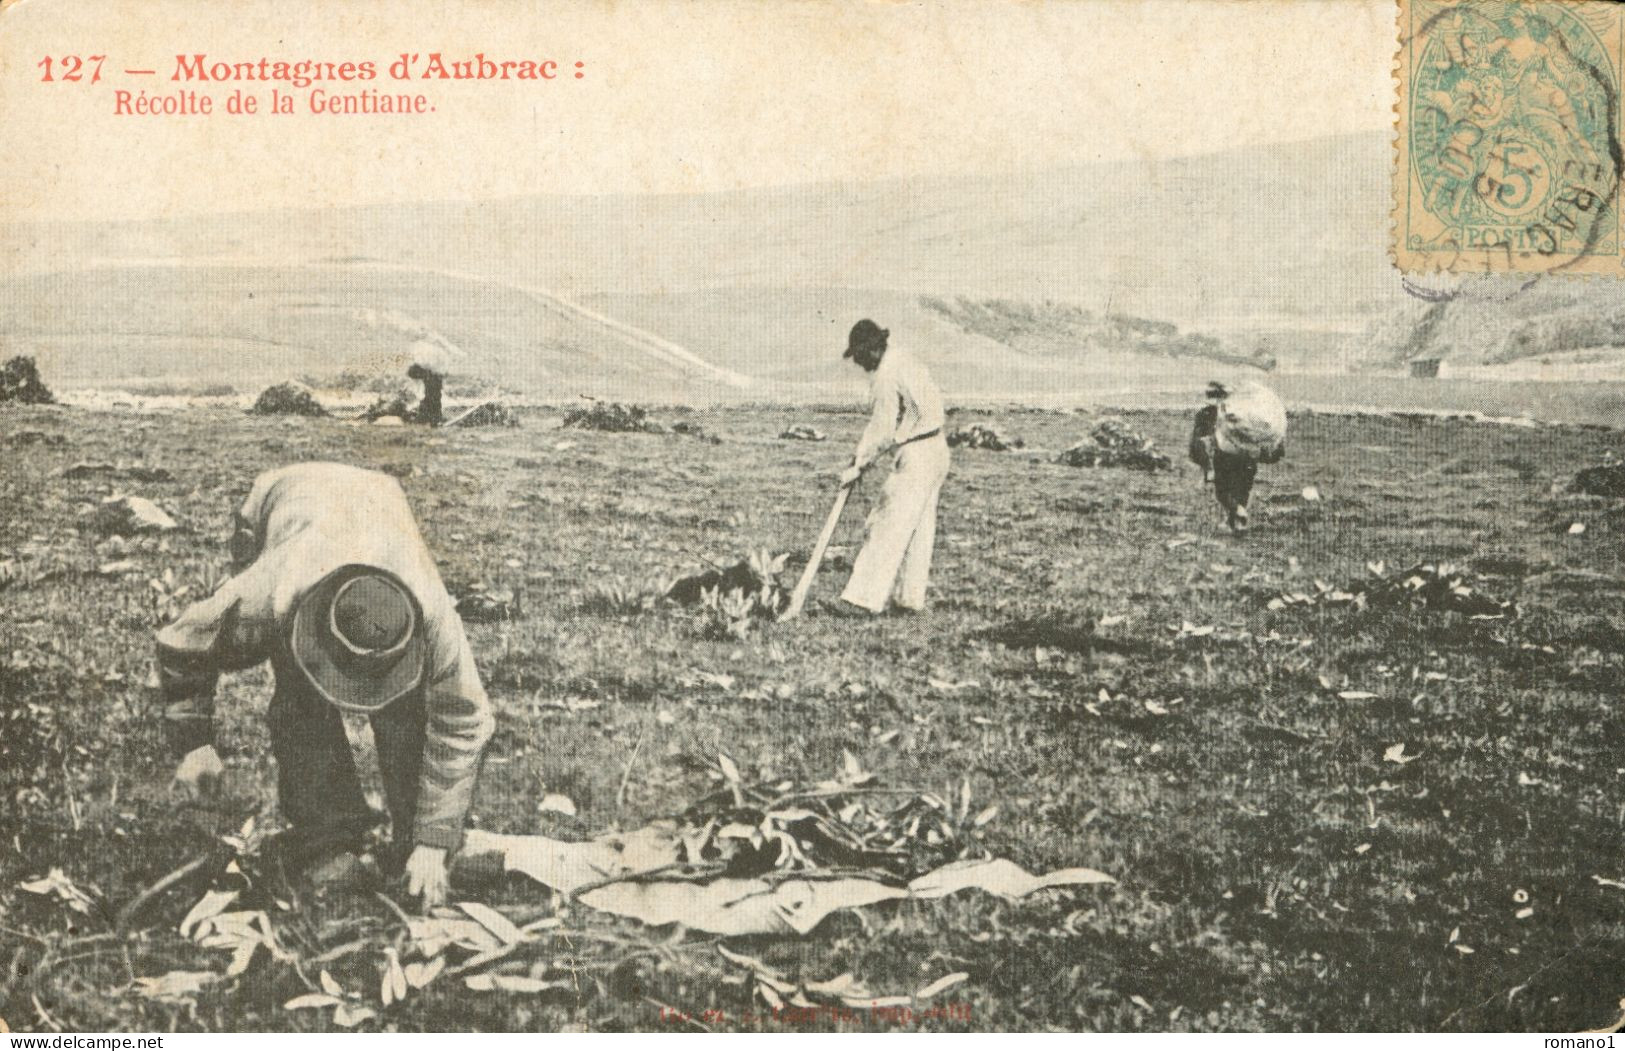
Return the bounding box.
[779,485,852,621]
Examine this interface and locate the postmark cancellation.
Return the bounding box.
[1394,0,1624,275]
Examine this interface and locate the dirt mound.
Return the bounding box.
[1269,560,1515,618]
[667,551,790,637]
[668,561,774,607]
[8,431,67,448]
[454,584,522,623]
[560,402,717,441]
[1055,418,1172,472]
[974,615,1100,655]
[1573,461,1625,498]
[0,356,55,405]
[949,423,1023,451]
[250,382,327,417]
[63,462,174,483]
[358,389,417,424]
[563,401,664,434]
[670,420,720,444]
[446,401,520,428]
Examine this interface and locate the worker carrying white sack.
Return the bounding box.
[835,320,951,615]
[1188,380,1287,533]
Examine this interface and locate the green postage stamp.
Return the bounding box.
[1395,0,1624,275]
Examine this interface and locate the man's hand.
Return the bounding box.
[405,845,449,909]
[838,465,863,488]
[170,745,224,800]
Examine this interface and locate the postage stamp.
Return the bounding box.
[1394,0,1625,275]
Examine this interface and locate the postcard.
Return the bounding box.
[1,0,1622,1036]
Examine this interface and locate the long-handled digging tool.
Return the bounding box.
[778,483,853,621]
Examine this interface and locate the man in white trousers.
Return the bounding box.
[836,319,951,615]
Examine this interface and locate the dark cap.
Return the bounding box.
[289,564,425,713]
[844,319,889,360]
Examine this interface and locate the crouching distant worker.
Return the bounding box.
[836,319,951,614]
[155,462,494,907]
[1189,381,1287,534]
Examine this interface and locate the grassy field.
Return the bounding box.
[2,401,1624,1032]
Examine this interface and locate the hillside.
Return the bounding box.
[0,263,752,399]
[0,133,1395,398]
[919,296,1275,370]
[5,130,1623,396]
[0,132,1397,323]
[1347,276,1625,378]
[2,265,1263,400]
[579,288,1264,395]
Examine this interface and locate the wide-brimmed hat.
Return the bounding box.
[288,564,426,713]
[844,319,889,360]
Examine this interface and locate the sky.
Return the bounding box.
[0,0,1396,222]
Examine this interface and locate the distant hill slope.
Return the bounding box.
[918,296,1275,370]
[0,265,1259,399]
[0,263,753,398]
[2,134,1390,397]
[583,288,1272,392]
[0,132,1399,329]
[8,131,1622,393]
[1347,276,1625,376]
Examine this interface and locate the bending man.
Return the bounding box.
[156,462,494,907]
[837,319,951,614]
